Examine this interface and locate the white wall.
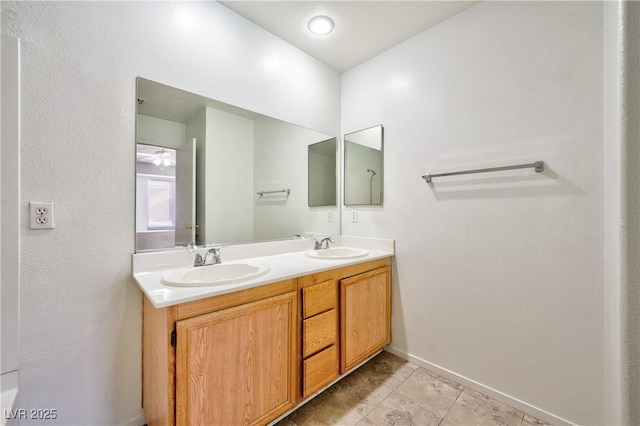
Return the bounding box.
[1,34,20,378]
[0,1,340,424]
[341,2,604,424]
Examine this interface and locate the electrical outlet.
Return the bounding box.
[327,210,333,222]
[351,209,358,223]
[30,202,55,230]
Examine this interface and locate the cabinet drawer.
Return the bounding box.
[303,309,337,358]
[302,280,337,318]
[303,345,339,398]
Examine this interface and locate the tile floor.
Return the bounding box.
[277,351,553,426]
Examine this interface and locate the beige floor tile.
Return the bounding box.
[443,388,524,426]
[355,351,420,389]
[329,378,396,417]
[523,413,554,426]
[393,367,462,417]
[357,417,378,426]
[365,392,442,426]
[328,351,418,416]
[290,391,364,426]
[274,416,297,426]
[420,367,464,391]
[286,351,549,426]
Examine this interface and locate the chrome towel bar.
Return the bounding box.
[257,189,290,196]
[422,161,544,183]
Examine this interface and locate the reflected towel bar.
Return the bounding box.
[422,161,544,183]
[257,189,290,196]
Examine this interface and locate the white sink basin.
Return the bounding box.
[306,247,369,260]
[161,262,270,287]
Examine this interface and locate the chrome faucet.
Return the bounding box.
[193,247,223,267]
[314,236,334,250]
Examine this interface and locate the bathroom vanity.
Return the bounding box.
[134,238,393,426]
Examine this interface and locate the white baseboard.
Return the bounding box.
[384,345,574,426]
[117,410,146,426]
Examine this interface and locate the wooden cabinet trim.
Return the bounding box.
[142,297,177,426]
[176,279,296,320]
[299,258,390,287]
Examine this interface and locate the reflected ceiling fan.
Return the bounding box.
[151,149,173,168]
[136,148,176,169]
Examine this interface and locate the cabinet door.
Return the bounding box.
[176,291,297,426]
[340,267,391,373]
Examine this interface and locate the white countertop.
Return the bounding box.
[133,236,394,308]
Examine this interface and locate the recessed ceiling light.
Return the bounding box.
[307,15,335,36]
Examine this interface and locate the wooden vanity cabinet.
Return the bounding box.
[299,279,339,398]
[298,257,391,395]
[340,266,391,373]
[143,279,298,426]
[142,258,392,425]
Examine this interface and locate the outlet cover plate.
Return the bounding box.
[29,201,55,230]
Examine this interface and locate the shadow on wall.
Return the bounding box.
[387,256,408,352]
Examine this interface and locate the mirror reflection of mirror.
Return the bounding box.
[344,125,383,205]
[308,138,337,207]
[135,78,340,252]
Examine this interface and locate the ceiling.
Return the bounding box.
[218,1,477,73]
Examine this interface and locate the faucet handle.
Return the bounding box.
[323,236,334,249]
[193,252,204,267]
[313,236,334,250]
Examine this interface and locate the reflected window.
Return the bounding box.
[136,143,178,251]
[147,179,175,229]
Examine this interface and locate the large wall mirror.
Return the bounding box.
[135,78,340,252]
[344,125,383,205]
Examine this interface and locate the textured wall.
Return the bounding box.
[1,1,339,424]
[1,34,21,378]
[341,2,605,424]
